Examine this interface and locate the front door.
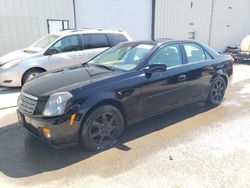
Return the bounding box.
[47,35,84,70]
[142,43,189,116]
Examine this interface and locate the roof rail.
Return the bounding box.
[77,28,124,32]
[60,28,76,31]
[155,38,173,40]
[59,27,124,33]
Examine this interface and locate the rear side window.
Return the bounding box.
[82,34,110,49]
[183,43,206,63]
[107,33,128,46]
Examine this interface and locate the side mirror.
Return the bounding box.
[45,48,59,55]
[144,64,167,75]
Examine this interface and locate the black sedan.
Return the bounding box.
[17,40,233,150]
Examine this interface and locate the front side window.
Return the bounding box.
[52,35,81,53]
[82,34,110,49]
[148,44,182,67]
[89,44,154,71]
[183,43,206,63]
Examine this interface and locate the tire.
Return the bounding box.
[80,105,124,151]
[22,68,44,85]
[206,76,226,106]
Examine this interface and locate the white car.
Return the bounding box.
[0,28,132,87]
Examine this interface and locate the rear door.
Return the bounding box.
[141,43,189,116]
[80,33,111,63]
[182,42,214,102]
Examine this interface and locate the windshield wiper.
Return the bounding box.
[93,64,115,71]
[82,62,89,67]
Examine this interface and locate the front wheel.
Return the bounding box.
[206,76,226,106]
[80,105,124,151]
[22,69,44,85]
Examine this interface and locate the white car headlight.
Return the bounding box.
[43,92,73,117]
[1,60,20,69]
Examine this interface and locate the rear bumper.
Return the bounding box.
[0,67,23,87]
[17,109,81,148]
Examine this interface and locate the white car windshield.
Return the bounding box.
[26,34,60,53]
[89,44,155,71]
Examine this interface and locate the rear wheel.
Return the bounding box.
[81,105,124,151]
[22,68,44,85]
[206,76,226,106]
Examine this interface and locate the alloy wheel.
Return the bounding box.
[90,112,120,147]
[27,72,39,81]
[210,79,225,104]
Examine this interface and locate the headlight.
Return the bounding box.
[1,60,20,69]
[43,92,72,117]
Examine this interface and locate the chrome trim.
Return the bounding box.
[18,92,38,115]
[22,92,38,101]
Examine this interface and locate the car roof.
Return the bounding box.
[120,39,203,46]
[51,28,126,36]
[120,39,220,57]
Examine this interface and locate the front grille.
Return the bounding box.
[18,92,38,115]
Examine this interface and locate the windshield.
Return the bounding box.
[27,34,60,52]
[88,44,155,71]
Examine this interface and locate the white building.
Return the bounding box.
[154,0,250,51]
[0,0,249,56]
[74,0,152,41]
[0,0,75,56]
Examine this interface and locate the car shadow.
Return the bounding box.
[0,102,213,178]
[0,86,21,94]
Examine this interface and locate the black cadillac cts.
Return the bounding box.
[17,40,233,150]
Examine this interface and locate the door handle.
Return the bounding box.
[178,74,187,82]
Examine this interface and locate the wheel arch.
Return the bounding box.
[22,67,47,85]
[220,74,228,87]
[78,99,127,141]
[210,70,229,88]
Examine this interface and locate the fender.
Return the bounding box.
[79,91,119,111]
[76,91,125,123]
[210,68,228,87]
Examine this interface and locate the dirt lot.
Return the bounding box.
[0,64,250,188]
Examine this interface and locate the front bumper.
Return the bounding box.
[17,110,81,148]
[0,67,24,87]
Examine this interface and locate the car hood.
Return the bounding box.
[0,49,34,65]
[22,65,120,97]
